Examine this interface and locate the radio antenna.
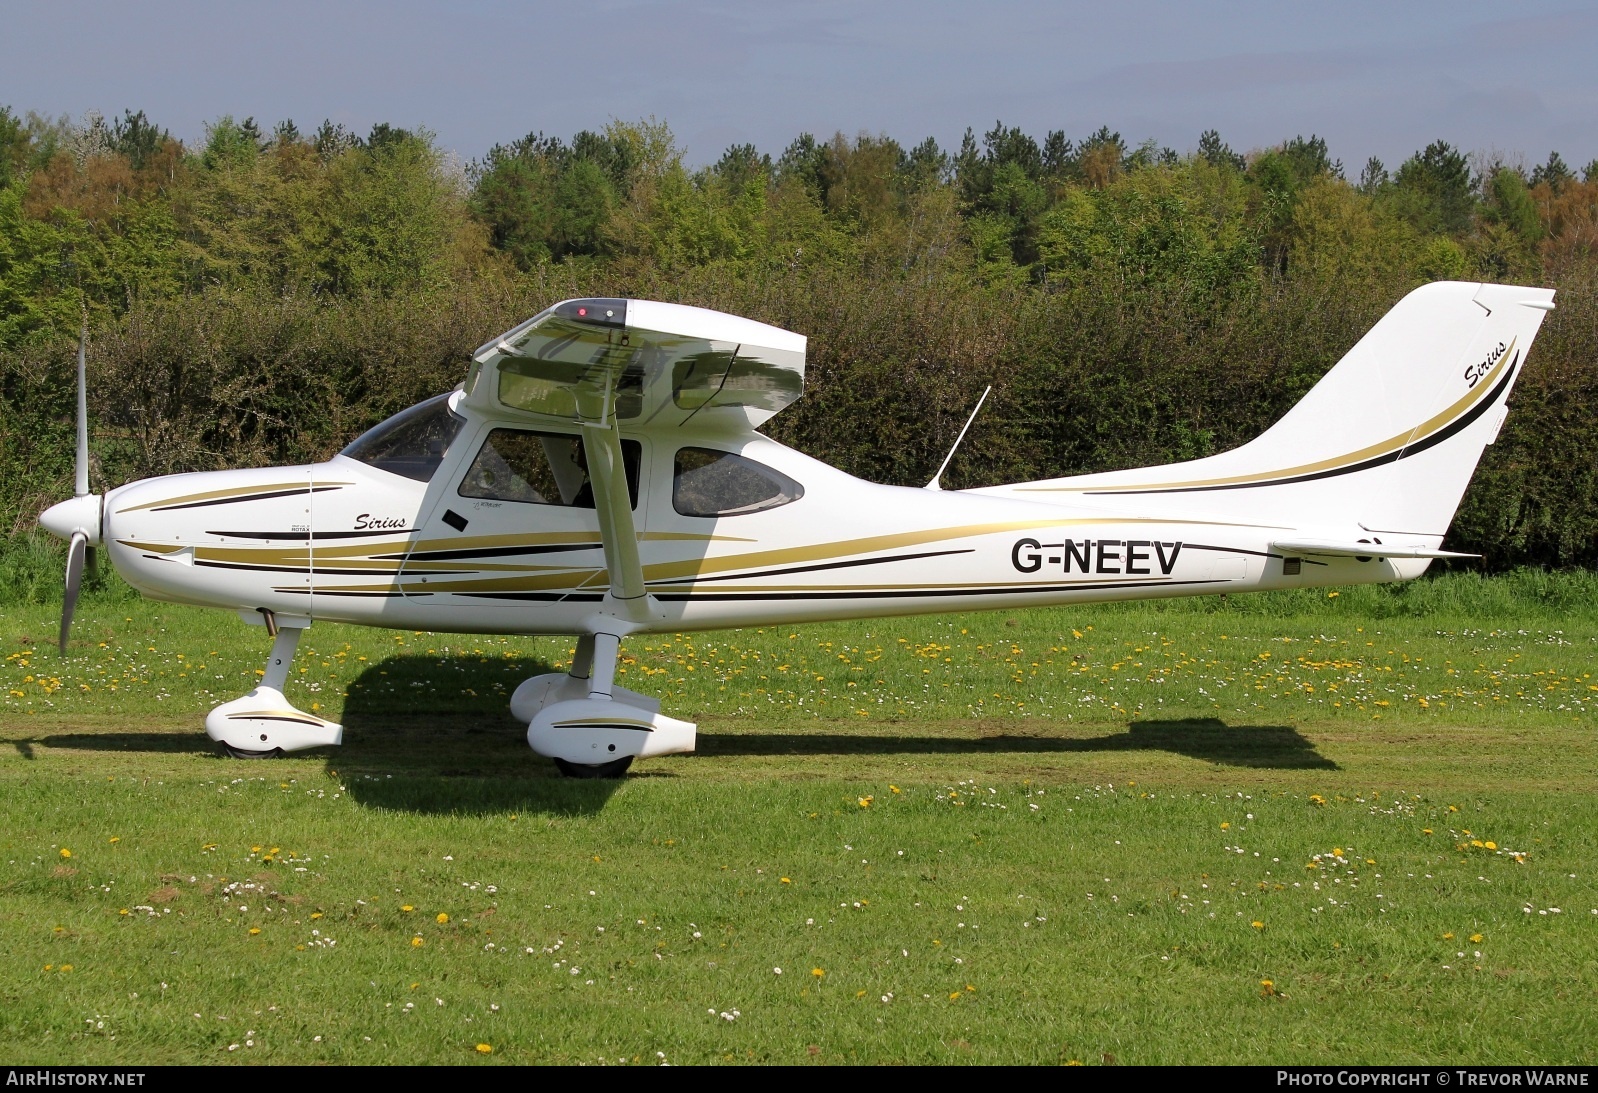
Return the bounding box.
[925,385,992,491]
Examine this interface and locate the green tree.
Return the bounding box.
[1390,140,1474,235]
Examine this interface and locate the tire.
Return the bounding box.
[218,742,282,759]
[553,756,634,779]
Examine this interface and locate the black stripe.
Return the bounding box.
[1090,356,1518,497]
[227,714,328,727]
[458,592,606,602]
[385,542,602,562]
[653,579,1226,602]
[1185,543,1280,559]
[299,590,411,598]
[208,528,411,541]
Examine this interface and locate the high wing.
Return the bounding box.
[461,298,808,621]
[462,298,806,431]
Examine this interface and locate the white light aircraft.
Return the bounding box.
[40,281,1555,776]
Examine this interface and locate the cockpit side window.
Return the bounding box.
[340,394,464,483]
[673,447,804,517]
[459,428,642,510]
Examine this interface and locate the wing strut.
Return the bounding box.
[578,380,651,623]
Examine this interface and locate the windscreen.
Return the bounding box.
[340,394,465,483]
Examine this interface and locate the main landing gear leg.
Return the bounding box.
[206,620,343,758]
[518,632,697,779]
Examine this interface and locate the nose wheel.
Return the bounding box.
[552,756,634,780]
[218,742,283,760]
[206,621,343,756]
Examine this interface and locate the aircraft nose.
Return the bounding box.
[40,494,103,545]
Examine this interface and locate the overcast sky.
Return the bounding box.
[5,0,1595,172]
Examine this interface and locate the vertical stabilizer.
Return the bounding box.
[987,281,1555,541]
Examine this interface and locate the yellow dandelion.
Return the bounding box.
[780,877,791,885]
[59,848,71,859]
[402,905,414,912]
[1251,921,1265,929]
[249,927,261,935]
[59,964,72,973]
[1484,841,1497,851]
[949,991,962,1001]
[475,1043,493,1054]
[108,837,119,844]
[857,796,872,808]
[1220,822,1231,830]
[811,967,825,978]
[310,912,323,920]
[1423,828,1434,835]
[436,912,449,924]
[1470,933,1484,943]
[1443,932,1455,940]
[411,936,424,947]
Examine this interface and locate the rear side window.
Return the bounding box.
[673,447,803,517]
[340,394,464,483]
[459,429,641,509]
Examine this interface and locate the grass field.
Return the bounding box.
[2,571,1596,1064]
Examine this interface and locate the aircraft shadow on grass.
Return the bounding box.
[697,719,1339,770]
[28,655,1335,816]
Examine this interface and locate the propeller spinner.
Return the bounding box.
[38,326,103,653]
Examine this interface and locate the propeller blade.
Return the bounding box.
[75,324,90,498]
[60,532,87,654]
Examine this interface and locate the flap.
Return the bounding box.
[1272,538,1478,560]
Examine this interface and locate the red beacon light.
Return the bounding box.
[577,306,588,317]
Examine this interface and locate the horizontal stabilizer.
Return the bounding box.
[1271,539,1478,560]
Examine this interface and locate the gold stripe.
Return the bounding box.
[116,481,352,513]
[118,540,187,554]
[638,531,756,543]
[1020,339,1516,494]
